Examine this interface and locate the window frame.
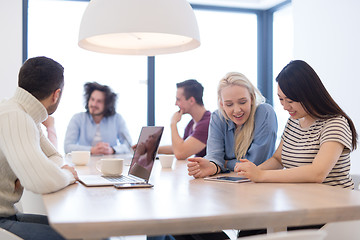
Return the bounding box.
[22,0,292,125]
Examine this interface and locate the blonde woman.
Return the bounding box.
[188,72,278,178]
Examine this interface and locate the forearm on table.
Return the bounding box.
[259,165,326,183]
[259,157,283,170]
[158,145,174,154]
[174,138,206,160]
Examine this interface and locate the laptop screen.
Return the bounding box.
[128,126,164,181]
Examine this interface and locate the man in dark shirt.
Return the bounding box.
[158,80,210,160]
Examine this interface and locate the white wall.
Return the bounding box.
[1,0,48,215]
[3,0,360,172]
[0,0,22,99]
[293,0,360,173]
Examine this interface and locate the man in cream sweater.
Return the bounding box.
[0,56,77,240]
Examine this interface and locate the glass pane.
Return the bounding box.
[273,4,294,143]
[155,10,257,145]
[28,0,147,153]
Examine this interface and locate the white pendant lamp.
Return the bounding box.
[78,0,201,56]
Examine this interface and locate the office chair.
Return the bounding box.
[321,220,360,240]
[237,230,326,240]
[320,174,360,240]
[351,174,360,190]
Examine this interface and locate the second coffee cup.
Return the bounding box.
[158,154,175,168]
[96,158,124,176]
[66,151,90,166]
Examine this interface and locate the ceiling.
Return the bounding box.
[189,0,289,10]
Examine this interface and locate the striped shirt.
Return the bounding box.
[281,116,354,189]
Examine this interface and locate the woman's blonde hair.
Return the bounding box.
[217,72,265,159]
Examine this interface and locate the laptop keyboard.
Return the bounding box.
[102,175,143,183]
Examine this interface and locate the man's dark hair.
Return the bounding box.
[176,79,204,106]
[18,56,64,100]
[84,82,117,117]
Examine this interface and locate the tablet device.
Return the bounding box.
[204,176,250,183]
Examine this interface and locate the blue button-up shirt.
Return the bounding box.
[64,112,132,154]
[205,103,277,172]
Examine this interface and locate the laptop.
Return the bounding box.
[79,126,164,187]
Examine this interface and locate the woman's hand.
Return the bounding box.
[187,157,217,178]
[234,159,263,182]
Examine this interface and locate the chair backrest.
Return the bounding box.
[18,189,47,215]
[321,220,360,240]
[238,230,326,240]
[350,174,360,190]
[0,228,23,240]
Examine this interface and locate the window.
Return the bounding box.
[155,9,257,144]
[27,0,292,151]
[28,0,147,153]
[273,4,294,142]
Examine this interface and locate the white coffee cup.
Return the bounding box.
[96,158,124,176]
[158,154,175,168]
[66,151,90,166]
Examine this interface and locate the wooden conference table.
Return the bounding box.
[42,155,360,240]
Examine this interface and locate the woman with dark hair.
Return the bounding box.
[235,60,357,189]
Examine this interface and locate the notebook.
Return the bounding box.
[79,126,164,187]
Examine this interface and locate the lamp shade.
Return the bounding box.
[78,0,201,56]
